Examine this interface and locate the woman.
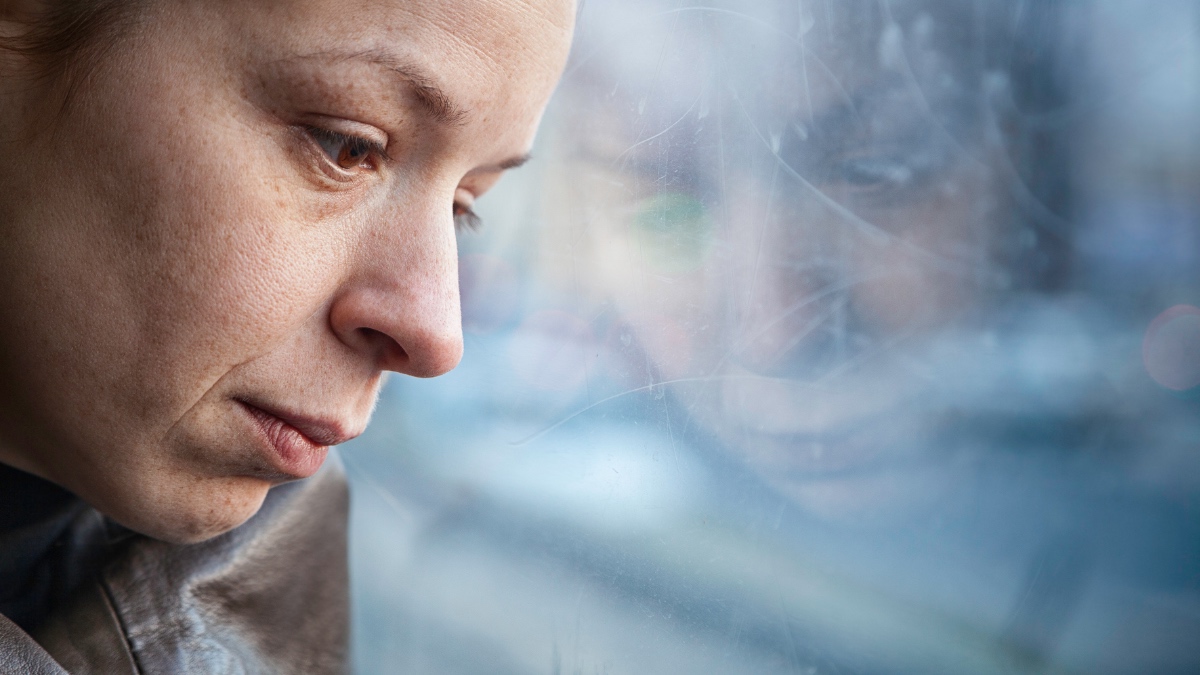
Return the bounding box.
[0,0,574,671]
[550,0,1075,519]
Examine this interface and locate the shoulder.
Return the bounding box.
[0,613,68,675]
[33,454,351,675]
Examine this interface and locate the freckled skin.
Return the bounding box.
[0,0,574,543]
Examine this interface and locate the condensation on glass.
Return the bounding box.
[348,2,1200,673]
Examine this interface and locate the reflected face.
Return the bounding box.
[556,2,1010,516]
[0,0,574,542]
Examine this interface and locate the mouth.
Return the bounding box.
[235,398,356,479]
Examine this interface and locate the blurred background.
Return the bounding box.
[345,1,1200,673]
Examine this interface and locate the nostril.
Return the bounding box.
[405,325,464,378]
[327,283,462,378]
[352,325,462,377]
[358,327,408,365]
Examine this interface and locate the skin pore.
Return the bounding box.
[0,0,574,543]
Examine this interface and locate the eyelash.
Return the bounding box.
[306,125,388,170]
[303,125,483,232]
[452,203,482,232]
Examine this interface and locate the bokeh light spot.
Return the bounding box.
[1143,304,1200,391]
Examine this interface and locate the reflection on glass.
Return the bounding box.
[349,2,1200,674]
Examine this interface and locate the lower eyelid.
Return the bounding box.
[293,127,376,185]
[286,139,358,190]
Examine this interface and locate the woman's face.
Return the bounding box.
[553,1,1007,518]
[0,0,574,542]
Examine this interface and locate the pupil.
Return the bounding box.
[338,144,364,167]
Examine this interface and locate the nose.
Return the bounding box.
[730,264,824,375]
[328,199,464,379]
[726,222,838,378]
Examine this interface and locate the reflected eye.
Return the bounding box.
[306,126,387,171]
[838,155,916,190]
[827,138,952,205]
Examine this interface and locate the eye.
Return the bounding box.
[305,126,388,173]
[838,155,916,190]
[453,200,482,233]
[826,137,952,206]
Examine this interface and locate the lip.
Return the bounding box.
[235,399,357,479]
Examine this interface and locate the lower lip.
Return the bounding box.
[239,402,328,479]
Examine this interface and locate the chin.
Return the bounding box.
[107,473,274,545]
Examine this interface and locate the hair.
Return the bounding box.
[2,0,142,110]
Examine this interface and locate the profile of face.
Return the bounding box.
[0,0,574,542]
[551,1,1048,517]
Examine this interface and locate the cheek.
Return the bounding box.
[849,183,998,331]
[114,148,348,404]
[47,59,353,434]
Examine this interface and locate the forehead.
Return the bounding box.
[568,0,976,104]
[558,0,987,166]
[224,0,574,133]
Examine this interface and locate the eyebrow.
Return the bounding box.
[349,51,534,173]
[493,154,533,171]
[288,49,531,173]
[331,48,471,126]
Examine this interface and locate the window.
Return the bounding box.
[350,2,1200,673]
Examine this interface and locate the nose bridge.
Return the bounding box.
[726,216,836,373]
[333,191,464,378]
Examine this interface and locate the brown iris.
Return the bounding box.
[336,142,370,169]
[306,126,382,172]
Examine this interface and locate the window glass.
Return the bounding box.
[349,2,1200,673]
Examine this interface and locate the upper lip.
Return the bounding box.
[236,398,359,447]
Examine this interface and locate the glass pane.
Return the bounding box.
[349,2,1200,673]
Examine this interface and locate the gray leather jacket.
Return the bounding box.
[0,457,349,674]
